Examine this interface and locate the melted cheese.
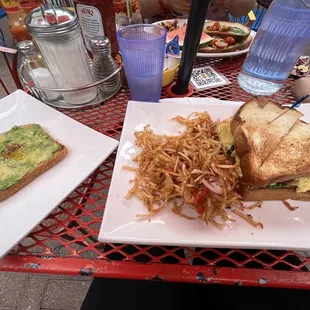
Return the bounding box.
[216,118,242,177]
[290,177,310,193]
[216,118,234,151]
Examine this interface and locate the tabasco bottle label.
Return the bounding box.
[1,0,22,11]
[76,4,105,51]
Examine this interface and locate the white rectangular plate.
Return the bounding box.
[99,98,310,251]
[0,90,119,258]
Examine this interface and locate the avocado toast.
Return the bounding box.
[204,21,251,41]
[199,21,252,53]
[0,124,68,201]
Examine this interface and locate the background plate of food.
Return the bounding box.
[154,19,256,58]
[99,98,310,250]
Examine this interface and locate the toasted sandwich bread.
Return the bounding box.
[204,21,251,41]
[231,99,302,186]
[258,120,310,184]
[0,124,68,201]
[240,187,310,201]
[199,36,252,53]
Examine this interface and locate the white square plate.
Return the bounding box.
[0,90,119,258]
[99,98,310,251]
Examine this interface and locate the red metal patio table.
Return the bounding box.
[1,55,309,289]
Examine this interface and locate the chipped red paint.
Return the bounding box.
[1,256,310,289]
[23,262,41,269]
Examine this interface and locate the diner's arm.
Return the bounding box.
[216,0,256,17]
[139,0,256,19]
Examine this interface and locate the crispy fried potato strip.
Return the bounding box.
[282,200,299,211]
[123,112,260,228]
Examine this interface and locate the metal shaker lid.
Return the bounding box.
[90,36,111,53]
[25,4,79,37]
[17,40,36,55]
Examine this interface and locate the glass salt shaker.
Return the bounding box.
[90,36,121,97]
[17,40,61,102]
[24,3,97,105]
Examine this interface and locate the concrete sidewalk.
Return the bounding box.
[0,271,92,310]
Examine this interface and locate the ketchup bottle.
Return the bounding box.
[73,0,119,55]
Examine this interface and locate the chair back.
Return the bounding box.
[229,0,272,31]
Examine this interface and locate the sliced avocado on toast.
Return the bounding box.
[0,124,68,201]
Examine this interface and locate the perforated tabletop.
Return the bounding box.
[2,55,309,289]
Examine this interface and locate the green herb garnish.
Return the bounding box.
[228,145,235,156]
[230,27,246,35]
[266,183,286,189]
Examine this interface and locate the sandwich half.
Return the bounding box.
[217,98,310,201]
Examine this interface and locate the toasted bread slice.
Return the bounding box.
[241,187,310,201]
[199,35,252,53]
[204,21,251,41]
[231,99,302,185]
[0,124,68,201]
[258,121,310,185]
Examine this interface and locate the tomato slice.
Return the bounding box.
[211,39,219,48]
[195,204,205,215]
[213,21,221,31]
[225,36,236,45]
[212,39,228,49]
[194,186,208,214]
[208,25,217,31]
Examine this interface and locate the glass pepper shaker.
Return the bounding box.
[90,36,121,97]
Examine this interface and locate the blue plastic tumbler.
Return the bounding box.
[117,24,167,102]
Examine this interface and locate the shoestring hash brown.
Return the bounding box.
[123,112,263,228]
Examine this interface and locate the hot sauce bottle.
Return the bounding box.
[1,0,31,42]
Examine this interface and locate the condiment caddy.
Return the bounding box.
[18,3,122,109]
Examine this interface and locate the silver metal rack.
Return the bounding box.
[19,62,123,109]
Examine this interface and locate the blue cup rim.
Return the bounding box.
[117,24,167,43]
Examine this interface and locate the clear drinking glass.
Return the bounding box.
[117,24,167,102]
